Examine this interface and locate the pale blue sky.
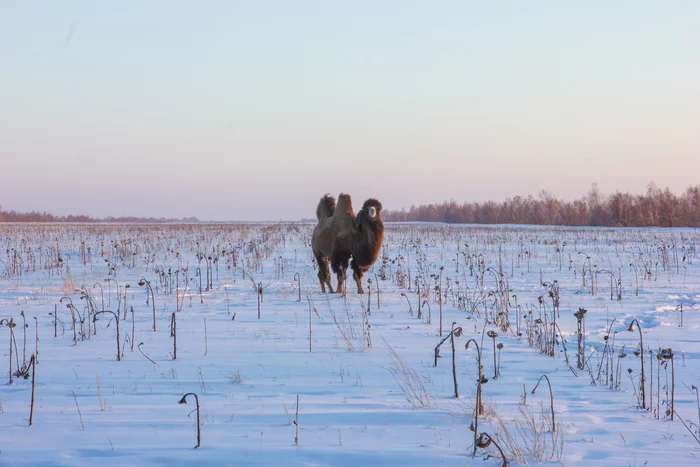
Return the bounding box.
[1,1,698,221]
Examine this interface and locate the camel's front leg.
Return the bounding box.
[351,259,367,294]
[332,253,350,295]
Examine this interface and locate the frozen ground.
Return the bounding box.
[1,222,699,466]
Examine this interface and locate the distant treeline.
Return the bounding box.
[0,208,198,224]
[383,183,700,227]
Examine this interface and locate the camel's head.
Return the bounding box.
[358,198,383,227]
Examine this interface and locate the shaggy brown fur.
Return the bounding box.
[312,193,384,294]
[312,194,354,293]
[348,197,384,293]
[316,194,336,221]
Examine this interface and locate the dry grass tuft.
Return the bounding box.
[385,339,432,408]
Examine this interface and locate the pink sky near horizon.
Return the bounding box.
[1,1,698,221]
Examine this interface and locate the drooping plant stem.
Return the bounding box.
[1,318,16,384]
[628,318,646,410]
[438,266,444,336]
[139,278,156,331]
[475,431,509,467]
[178,393,201,448]
[374,273,380,310]
[93,310,121,361]
[294,394,300,445]
[307,297,313,353]
[171,312,177,360]
[28,354,36,426]
[532,374,556,432]
[465,338,484,455]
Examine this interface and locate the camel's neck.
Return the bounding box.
[352,219,384,267]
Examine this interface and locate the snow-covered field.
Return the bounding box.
[1,222,699,466]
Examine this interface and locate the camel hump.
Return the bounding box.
[335,193,355,217]
[316,194,336,221]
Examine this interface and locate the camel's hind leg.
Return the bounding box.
[315,254,333,293]
[351,259,368,294]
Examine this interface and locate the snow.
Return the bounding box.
[1,223,699,466]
